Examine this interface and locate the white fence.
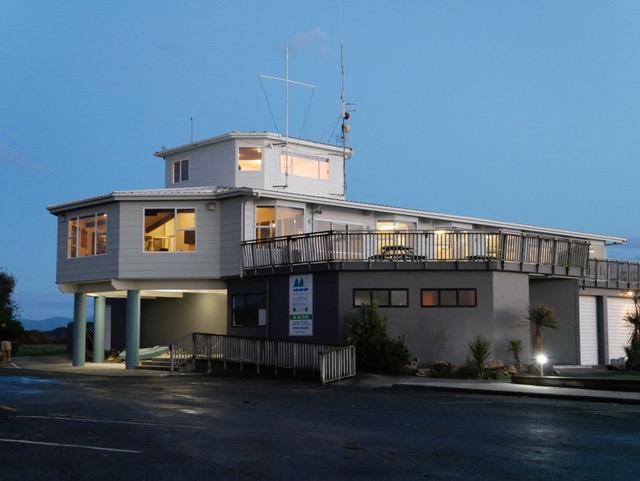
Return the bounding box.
[170,332,356,384]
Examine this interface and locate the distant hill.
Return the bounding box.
[21,317,73,332]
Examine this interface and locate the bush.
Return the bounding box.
[466,335,493,379]
[346,303,410,373]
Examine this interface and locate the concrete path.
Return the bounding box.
[3,355,640,404]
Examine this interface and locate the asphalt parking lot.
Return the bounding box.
[2,363,640,481]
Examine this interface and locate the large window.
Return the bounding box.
[144,208,196,252]
[172,159,189,183]
[68,213,107,258]
[281,152,329,179]
[239,147,262,171]
[353,289,408,307]
[255,206,304,239]
[232,293,267,327]
[421,288,477,308]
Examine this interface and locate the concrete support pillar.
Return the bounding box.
[72,293,87,367]
[125,290,141,369]
[93,296,106,363]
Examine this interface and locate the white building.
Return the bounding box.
[48,131,640,369]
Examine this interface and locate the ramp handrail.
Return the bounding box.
[170,332,356,383]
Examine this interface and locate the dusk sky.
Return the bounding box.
[2,1,640,320]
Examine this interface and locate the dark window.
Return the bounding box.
[353,289,408,307]
[232,293,267,327]
[173,159,189,183]
[421,288,477,308]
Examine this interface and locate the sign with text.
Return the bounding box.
[289,274,313,336]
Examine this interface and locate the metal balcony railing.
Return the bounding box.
[585,258,640,288]
[242,230,589,269]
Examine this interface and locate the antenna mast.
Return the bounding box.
[340,44,353,196]
[259,46,315,189]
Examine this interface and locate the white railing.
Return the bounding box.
[320,346,356,384]
[242,230,591,272]
[170,332,356,384]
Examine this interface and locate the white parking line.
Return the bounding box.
[0,438,142,453]
[17,415,208,430]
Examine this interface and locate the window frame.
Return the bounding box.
[232,293,267,327]
[255,205,304,239]
[280,152,330,180]
[67,212,107,259]
[172,159,189,184]
[420,288,477,308]
[143,207,196,253]
[352,289,409,308]
[238,146,262,171]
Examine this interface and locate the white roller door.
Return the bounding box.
[578,296,598,365]
[607,297,635,362]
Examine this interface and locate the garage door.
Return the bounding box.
[578,296,598,365]
[607,297,635,362]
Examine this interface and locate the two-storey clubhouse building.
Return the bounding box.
[48,131,640,370]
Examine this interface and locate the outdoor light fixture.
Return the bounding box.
[206,202,216,211]
[536,354,548,376]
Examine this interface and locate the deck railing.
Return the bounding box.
[585,258,640,288]
[242,230,591,270]
[170,332,356,384]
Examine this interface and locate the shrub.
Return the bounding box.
[346,303,410,373]
[466,335,493,379]
[506,339,523,368]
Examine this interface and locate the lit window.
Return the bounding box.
[144,208,196,252]
[280,153,329,179]
[421,289,477,308]
[172,159,189,183]
[353,289,408,307]
[239,147,262,171]
[255,206,303,239]
[68,213,107,258]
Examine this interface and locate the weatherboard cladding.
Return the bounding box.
[49,183,624,246]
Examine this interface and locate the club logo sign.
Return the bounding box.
[289,274,313,336]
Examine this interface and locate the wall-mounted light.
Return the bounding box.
[314,208,323,215]
[60,214,66,222]
[206,202,216,211]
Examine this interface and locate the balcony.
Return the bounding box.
[584,258,640,289]
[240,231,639,285]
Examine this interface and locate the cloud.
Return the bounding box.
[290,28,331,58]
[0,145,48,174]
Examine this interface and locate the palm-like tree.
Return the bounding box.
[466,335,493,379]
[524,303,557,355]
[506,339,523,369]
[623,292,640,370]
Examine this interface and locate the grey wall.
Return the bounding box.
[338,270,530,365]
[55,203,120,284]
[231,268,533,366]
[140,292,227,346]
[529,278,580,365]
[118,200,220,279]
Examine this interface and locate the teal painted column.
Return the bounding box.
[93,296,106,363]
[72,293,87,367]
[125,290,141,369]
